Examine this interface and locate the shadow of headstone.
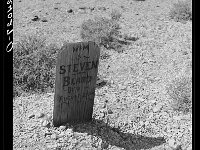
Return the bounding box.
[70,119,166,150]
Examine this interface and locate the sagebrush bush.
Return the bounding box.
[169,0,192,22]
[13,35,59,97]
[80,17,121,49]
[166,75,192,113]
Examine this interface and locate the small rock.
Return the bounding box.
[111,146,121,150]
[90,7,95,11]
[96,79,107,88]
[51,133,58,140]
[139,121,144,126]
[41,18,48,22]
[46,114,52,120]
[31,15,40,21]
[144,120,149,126]
[28,126,36,131]
[103,104,106,108]
[168,138,176,148]
[59,125,66,130]
[137,97,145,101]
[98,7,106,11]
[108,109,113,114]
[66,128,73,137]
[33,133,38,141]
[46,143,58,149]
[28,114,35,119]
[79,7,87,10]
[153,104,162,112]
[110,80,114,84]
[78,9,86,14]
[39,119,44,123]
[174,145,182,150]
[118,84,126,90]
[41,119,50,127]
[58,132,65,138]
[35,112,45,119]
[44,131,53,137]
[67,9,73,13]
[57,143,65,147]
[148,112,154,119]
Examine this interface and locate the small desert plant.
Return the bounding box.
[13,35,59,97]
[166,75,192,113]
[110,9,122,21]
[123,33,139,41]
[169,0,192,22]
[80,17,121,49]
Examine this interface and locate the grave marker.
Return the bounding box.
[53,41,100,127]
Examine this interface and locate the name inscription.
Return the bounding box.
[59,60,98,74]
[63,75,93,90]
[60,60,99,90]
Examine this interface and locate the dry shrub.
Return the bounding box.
[13,35,59,97]
[110,9,122,21]
[166,75,192,113]
[169,0,192,22]
[80,17,122,50]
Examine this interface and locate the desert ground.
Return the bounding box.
[13,0,192,149]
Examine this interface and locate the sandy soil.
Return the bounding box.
[13,0,192,149]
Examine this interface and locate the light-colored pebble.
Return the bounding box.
[28,114,35,119]
[46,143,58,149]
[35,112,45,119]
[59,125,66,130]
[66,128,73,137]
[41,120,50,127]
[168,138,176,148]
[153,104,162,112]
[51,133,57,140]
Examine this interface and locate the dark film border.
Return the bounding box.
[3,0,13,150]
[1,1,196,150]
[192,1,196,150]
